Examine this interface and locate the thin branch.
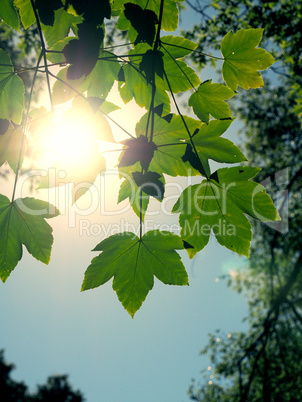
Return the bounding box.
[12,51,43,202]
[162,68,209,178]
[30,0,53,111]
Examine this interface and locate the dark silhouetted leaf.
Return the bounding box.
[182,143,207,176]
[35,0,63,26]
[132,171,164,200]
[124,3,158,46]
[183,240,194,249]
[153,103,164,117]
[0,119,9,135]
[63,23,103,79]
[119,136,157,171]
[67,0,111,25]
[139,49,164,84]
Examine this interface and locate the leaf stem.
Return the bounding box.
[162,69,208,178]
[11,50,43,202]
[30,0,53,111]
[160,41,224,60]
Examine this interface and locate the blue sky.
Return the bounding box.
[0,4,251,401]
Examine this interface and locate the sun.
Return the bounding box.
[37,99,120,174]
[41,113,98,168]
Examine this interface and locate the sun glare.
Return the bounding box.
[40,112,99,168]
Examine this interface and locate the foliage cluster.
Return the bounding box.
[184,0,302,399]
[0,0,279,317]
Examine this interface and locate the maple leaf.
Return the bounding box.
[119,136,157,171]
[0,195,59,282]
[221,28,275,90]
[189,80,235,123]
[172,167,280,257]
[82,231,188,317]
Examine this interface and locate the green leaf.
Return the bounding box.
[42,7,82,48]
[0,50,25,124]
[0,0,19,30]
[161,35,198,59]
[135,113,202,176]
[51,66,88,105]
[14,0,35,29]
[0,126,24,173]
[161,56,201,93]
[192,119,247,164]
[0,195,59,282]
[85,51,120,99]
[118,46,170,114]
[118,177,150,220]
[221,28,275,90]
[81,230,188,317]
[189,80,235,123]
[172,166,280,257]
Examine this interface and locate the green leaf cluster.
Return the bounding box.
[0,0,279,316]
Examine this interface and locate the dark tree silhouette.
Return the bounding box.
[0,350,85,402]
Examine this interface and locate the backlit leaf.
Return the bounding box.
[118,47,170,114]
[42,8,82,48]
[81,230,188,317]
[85,51,120,99]
[172,166,280,257]
[0,0,19,30]
[14,0,35,29]
[221,28,275,90]
[0,50,25,124]
[135,113,202,176]
[160,35,198,59]
[118,176,150,220]
[0,126,24,173]
[192,119,246,164]
[0,119,10,135]
[189,80,235,123]
[51,66,88,105]
[0,195,59,282]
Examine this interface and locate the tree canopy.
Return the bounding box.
[184,0,302,399]
[0,0,279,317]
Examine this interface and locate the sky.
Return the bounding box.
[0,4,251,402]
